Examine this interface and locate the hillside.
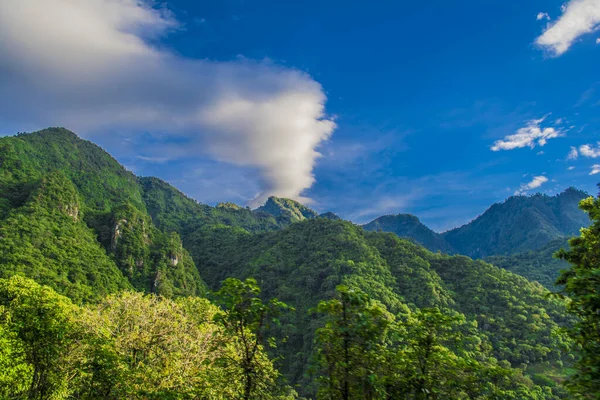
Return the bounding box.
[255,196,319,223]
[189,218,572,396]
[363,214,456,253]
[0,128,578,398]
[484,237,571,289]
[443,189,590,258]
[0,128,204,300]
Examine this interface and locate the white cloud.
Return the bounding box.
[0,0,336,205]
[537,12,551,21]
[491,115,563,151]
[567,146,579,159]
[515,176,549,195]
[535,0,600,56]
[580,142,600,158]
[591,164,600,175]
[597,38,600,43]
[568,166,576,170]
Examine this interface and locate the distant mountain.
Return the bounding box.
[443,188,590,258]
[363,214,455,254]
[318,211,341,220]
[364,188,591,258]
[254,196,319,223]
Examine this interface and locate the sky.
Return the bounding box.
[0,0,599,231]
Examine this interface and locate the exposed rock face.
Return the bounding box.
[111,219,127,251]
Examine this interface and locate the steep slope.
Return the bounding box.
[363,213,455,253]
[139,176,283,235]
[442,189,590,258]
[254,196,319,224]
[0,172,132,303]
[484,237,570,289]
[189,218,571,395]
[0,128,204,299]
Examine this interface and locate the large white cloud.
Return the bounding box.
[490,116,563,151]
[514,176,549,195]
[0,0,335,205]
[536,0,600,56]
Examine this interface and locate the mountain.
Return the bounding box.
[254,196,319,223]
[0,127,576,398]
[189,218,571,396]
[364,188,591,259]
[443,189,590,258]
[484,237,571,289]
[363,214,455,253]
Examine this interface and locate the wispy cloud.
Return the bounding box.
[0,0,336,206]
[514,175,549,195]
[568,166,576,170]
[567,146,579,160]
[591,164,600,175]
[537,12,550,21]
[491,115,563,151]
[580,142,600,158]
[535,0,600,56]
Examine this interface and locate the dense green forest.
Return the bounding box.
[0,128,597,399]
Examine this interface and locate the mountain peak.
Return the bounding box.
[255,196,318,222]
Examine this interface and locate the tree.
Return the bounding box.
[0,275,79,400]
[214,278,291,400]
[556,189,600,398]
[313,285,393,400]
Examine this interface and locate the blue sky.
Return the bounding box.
[0,0,599,231]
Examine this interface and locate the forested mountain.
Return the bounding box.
[443,188,590,258]
[0,128,283,301]
[255,196,319,223]
[363,214,456,253]
[484,238,571,290]
[0,128,589,398]
[188,218,572,397]
[364,188,590,259]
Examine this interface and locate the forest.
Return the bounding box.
[0,128,598,399]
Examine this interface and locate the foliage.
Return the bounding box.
[190,218,573,397]
[0,275,79,399]
[214,278,291,400]
[485,238,570,289]
[556,190,600,397]
[255,196,319,224]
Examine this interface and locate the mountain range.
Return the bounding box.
[0,127,590,397]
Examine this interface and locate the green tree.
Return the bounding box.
[214,278,291,400]
[313,285,393,400]
[0,275,79,400]
[556,190,600,398]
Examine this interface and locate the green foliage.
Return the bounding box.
[364,214,455,254]
[214,278,291,400]
[556,191,600,397]
[313,285,393,399]
[0,172,132,303]
[0,129,205,300]
[255,196,319,224]
[314,286,563,399]
[0,275,79,399]
[485,238,571,289]
[190,218,573,397]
